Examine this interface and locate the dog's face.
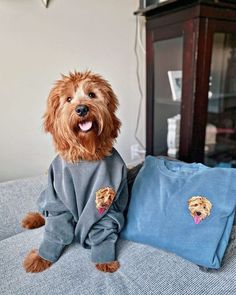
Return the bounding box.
[43,71,121,162]
[95,187,116,215]
[188,196,212,224]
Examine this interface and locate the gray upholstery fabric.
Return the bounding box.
[0,175,47,241]
[1,227,236,295]
[1,175,236,295]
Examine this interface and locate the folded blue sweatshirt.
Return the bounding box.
[37,148,128,263]
[121,156,236,269]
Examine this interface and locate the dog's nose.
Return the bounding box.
[75,105,89,117]
[196,212,201,216]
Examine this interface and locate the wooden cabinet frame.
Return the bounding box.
[144,1,236,163]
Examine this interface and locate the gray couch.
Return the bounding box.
[1,175,236,295]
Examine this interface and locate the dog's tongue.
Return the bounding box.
[79,121,92,132]
[194,215,201,224]
[98,208,105,215]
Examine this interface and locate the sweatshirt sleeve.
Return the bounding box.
[88,166,128,263]
[37,164,75,263]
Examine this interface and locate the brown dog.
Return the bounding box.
[188,196,212,224]
[22,71,125,273]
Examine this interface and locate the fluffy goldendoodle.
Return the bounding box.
[188,196,212,224]
[21,71,128,273]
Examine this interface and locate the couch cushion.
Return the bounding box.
[0,175,47,241]
[1,227,236,295]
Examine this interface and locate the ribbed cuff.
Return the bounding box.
[39,238,65,263]
[91,241,116,263]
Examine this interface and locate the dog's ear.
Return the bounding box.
[205,199,212,213]
[43,85,61,134]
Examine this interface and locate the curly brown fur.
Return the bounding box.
[95,261,120,273]
[95,187,116,214]
[21,212,45,229]
[188,196,212,224]
[23,71,122,273]
[23,249,52,273]
[43,71,121,162]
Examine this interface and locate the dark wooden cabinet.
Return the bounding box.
[139,0,236,166]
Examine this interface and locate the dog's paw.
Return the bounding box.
[21,212,45,229]
[23,249,52,273]
[95,261,120,273]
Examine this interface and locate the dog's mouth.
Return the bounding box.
[194,214,201,224]
[97,205,109,215]
[98,207,105,215]
[78,121,93,133]
[193,212,206,224]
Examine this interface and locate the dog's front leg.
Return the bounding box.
[23,211,75,273]
[21,212,45,229]
[23,249,52,273]
[95,261,120,273]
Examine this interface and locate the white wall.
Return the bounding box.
[0,0,145,182]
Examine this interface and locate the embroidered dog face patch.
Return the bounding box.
[96,187,116,215]
[188,196,212,224]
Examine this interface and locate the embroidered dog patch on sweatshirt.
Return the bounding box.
[188,196,212,224]
[96,187,116,215]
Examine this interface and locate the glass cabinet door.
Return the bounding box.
[153,36,183,158]
[205,32,236,167]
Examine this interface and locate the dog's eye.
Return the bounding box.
[194,204,198,207]
[88,92,96,99]
[66,97,72,103]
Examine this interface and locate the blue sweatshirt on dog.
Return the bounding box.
[37,148,128,263]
